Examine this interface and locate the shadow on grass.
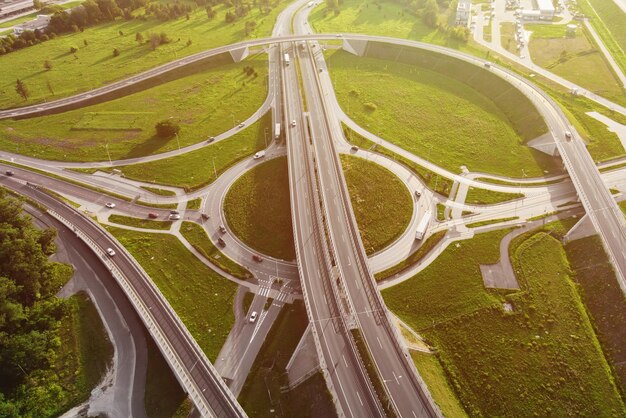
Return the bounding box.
[124,134,172,158]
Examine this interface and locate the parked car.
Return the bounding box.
[5,170,14,176]
[106,248,116,256]
[249,311,258,323]
[169,214,181,220]
[252,254,263,262]
[148,213,158,219]
[105,202,116,208]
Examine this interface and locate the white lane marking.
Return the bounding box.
[342,354,348,368]
[392,371,400,385]
[356,391,364,406]
[376,336,383,349]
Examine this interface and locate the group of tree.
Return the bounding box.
[0,0,146,55]
[0,190,76,416]
[242,65,258,77]
[145,1,193,21]
[155,119,180,138]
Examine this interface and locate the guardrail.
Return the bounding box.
[43,204,245,418]
[303,40,441,418]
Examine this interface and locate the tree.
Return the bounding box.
[149,32,160,49]
[206,5,215,19]
[135,31,143,43]
[155,119,180,138]
[15,79,29,100]
[69,45,78,53]
[43,60,52,70]
[112,47,120,56]
[33,0,43,9]
[422,0,438,28]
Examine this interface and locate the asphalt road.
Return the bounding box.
[0,176,245,418]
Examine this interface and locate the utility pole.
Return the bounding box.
[105,143,112,166]
[213,157,217,179]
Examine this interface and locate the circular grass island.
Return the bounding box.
[223,155,413,259]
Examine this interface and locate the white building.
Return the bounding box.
[13,14,50,35]
[536,0,555,19]
[455,0,472,26]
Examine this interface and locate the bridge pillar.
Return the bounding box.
[563,214,596,243]
[229,46,250,62]
[342,39,369,56]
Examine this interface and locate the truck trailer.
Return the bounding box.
[415,211,432,240]
[283,53,290,66]
[274,123,281,140]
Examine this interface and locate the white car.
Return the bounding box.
[249,311,258,323]
[238,122,245,128]
[106,248,116,256]
[565,131,573,140]
[169,214,181,220]
[105,202,116,208]
[291,120,297,127]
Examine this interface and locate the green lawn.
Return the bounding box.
[384,226,625,416]
[341,154,412,255]
[328,50,558,177]
[310,0,472,52]
[466,216,518,228]
[106,227,237,360]
[141,186,176,196]
[566,235,626,395]
[186,198,202,210]
[528,24,626,106]
[0,0,289,109]
[179,221,252,281]
[108,213,173,230]
[223,156,295,261]
[500,22,518,54]
[116,112,269,191]
[411,351,467,417]
[464,186,524,205]
[0,55,267,161]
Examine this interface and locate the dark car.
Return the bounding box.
[217,237,226,247]
[148,213,158,219]
[170,210,179,215]
[5,170,14,176]
[252,254,263,262]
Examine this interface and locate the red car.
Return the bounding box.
[148,213,158,219]
[252,254,263,262]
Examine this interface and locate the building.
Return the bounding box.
[455,0,472,26]
[536,0,555,19]
[13,14,50,35]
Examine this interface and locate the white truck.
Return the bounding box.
[253,150,266,159]
[274,123,281,140]
[415,211,432,240]
[283,53,290,66]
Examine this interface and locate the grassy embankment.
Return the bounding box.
[464,186,523,205]
[108,213,173,230]
[106,226,236,360]
[499,22,518,54]
[326,49,559,178]
[140,186,176,196]
[0,55,268,161]
[238,301,336,417]
[179,221,252,280]
[0,0,288,109]
[577,0,626,75]
[115,112,269,191]
[55,291,114,413]
[383,220,625,416]
[527,23,626,106]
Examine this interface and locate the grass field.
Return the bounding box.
[309,0,473,52]
[106,227,237,360]
[577,0,626,75]
[328,50,558,177]
[466,216,518,228]
[179,221,252,281]
[464,186,524,205]
[140,185,176,196]
[384,225,625,416]
[500,22,518,54]
[116,113,269,191]
[528,24,626,106]
[186,198,202,210]
[55,291,113,412]
[340,154,412,255]
[0,0,289,109]
[0,55,267,161]
[411,351,467,417]
[223,156,295,261]
[108,213,173,230]
[238,301,335,417]
[565,235,626,396]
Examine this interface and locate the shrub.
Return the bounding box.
[155,120,180,138]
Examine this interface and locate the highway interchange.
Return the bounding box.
[2,0,626,416]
